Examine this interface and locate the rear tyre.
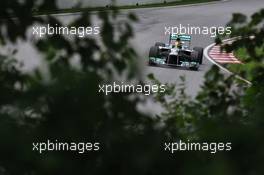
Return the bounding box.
[155,42,165,47]
[193,47,204,64]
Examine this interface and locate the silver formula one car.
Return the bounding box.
[148,34,203,70]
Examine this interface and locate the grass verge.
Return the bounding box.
[33,0,220,16]
[227,47,262,82]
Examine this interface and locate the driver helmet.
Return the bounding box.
[175,38,182,49]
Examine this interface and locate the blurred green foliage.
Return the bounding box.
[0,1,263,175]
[152,8,264,175]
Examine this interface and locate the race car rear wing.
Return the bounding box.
[170,34,192,41]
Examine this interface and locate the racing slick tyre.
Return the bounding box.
[190,66,198,71]
[193,47,204,64]
[190,51,199,71]
[149,46,159,57]
[155,42,165,47]
[191,51,199,61]
[149,46,159,65]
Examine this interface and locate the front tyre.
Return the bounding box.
[193,47,204,64]
[149,46,160,65]
[190,66,199,71]
[149,46,160,58]
[191,50,199,62]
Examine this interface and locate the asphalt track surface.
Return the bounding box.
[2,0,263,113]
